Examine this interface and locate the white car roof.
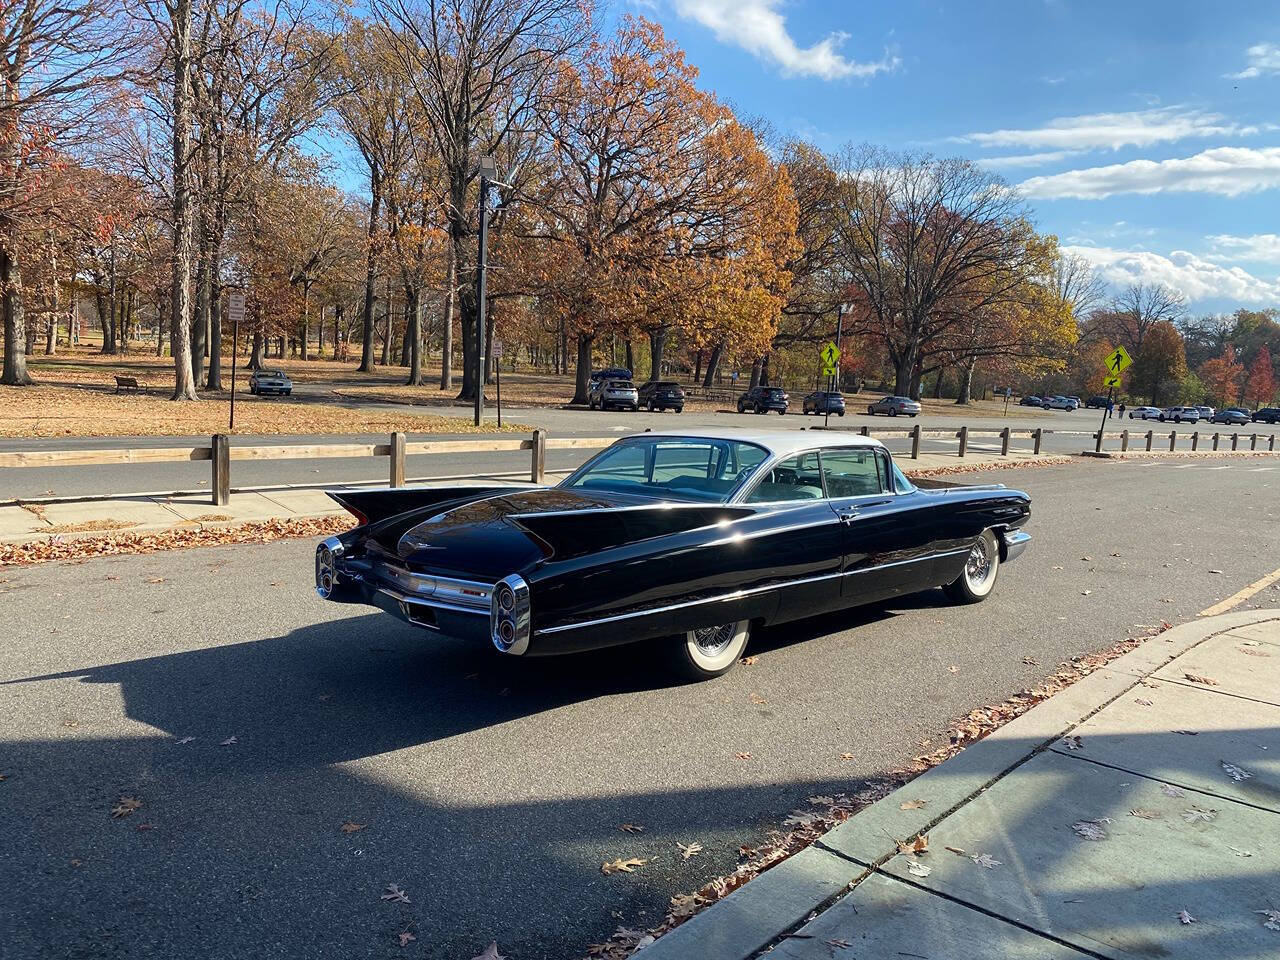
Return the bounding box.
[634,428,884,458]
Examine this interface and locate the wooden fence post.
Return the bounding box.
[531,428,547,484]
[1191,431,1198,451]
[957,425,968,458]
[1032,428,1042,455]
[1213,432,1220,450]
[1232,433,1239,450]
[1271,435,1276,452]
[910,423,921,459]
[389,432,406,487]
[1145,430,1153,451]
[860,425,870,437]
[1251,433,1258,450]
[212,434,230,506]
[1169,430,1177,451]
[1000,426,1010,456]
[1121,429,1129,452]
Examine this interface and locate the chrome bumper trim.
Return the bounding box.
[1001,530,1031,562]
[376,587,491,620]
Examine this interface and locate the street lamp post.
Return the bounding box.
[472,156,498,427]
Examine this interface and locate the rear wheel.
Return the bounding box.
[943,529,1000,604]
[889,407,898,417]
[670,620,750,679]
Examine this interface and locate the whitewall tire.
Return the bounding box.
[944,529,1000,604]
[672,620,750,679]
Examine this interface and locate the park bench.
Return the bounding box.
[114,375,145,395]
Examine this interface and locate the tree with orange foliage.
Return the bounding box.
[1198,343,1244,407]
[1243,344,1275,408]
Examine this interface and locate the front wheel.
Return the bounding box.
[670,620,750,680]
[943,529,1000,604]
[889,407,898,417]
[867,406,876,415]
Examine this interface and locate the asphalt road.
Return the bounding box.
[2,457,1278,959]
[6,396,1279,500]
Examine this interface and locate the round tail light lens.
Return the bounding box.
[497,586,515,612]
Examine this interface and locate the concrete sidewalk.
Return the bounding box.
[644,610,1280,960]
[0,450,1061,544]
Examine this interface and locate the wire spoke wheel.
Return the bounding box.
[673,619,750,679]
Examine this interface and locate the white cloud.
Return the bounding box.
[1064,245,1280,303]
[975,150,1077,170]
[960,107,1257,151]
[1018,147,1280,199]
[671,0,899,81]
[1229,42,1280,79]
[1207,233,1280,264]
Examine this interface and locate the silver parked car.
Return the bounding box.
[588,378,639,412]
[1043,395,1076,410]
[248,368,293,396]
[865,395,921,417]
[1158,406,1200,423]
[1210,408,1250,425]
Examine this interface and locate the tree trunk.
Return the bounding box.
[249,329,264,369]
[405,285,424,385]
[571,331,593,404]
[300,283,310,361]
[191,238,209,387]
[454,220,479,402]
[647,328,664,381]
[169,0,198,400]
[206,244,224,390]
[760,354,771,387]
[558,315,567,375]
[703,342,724,387]
[956,356,977,404]
[381,276,393,366]
[749,356,763,389]
[358,164,380,373]
[625,339,635,377]
[399,295,410,366]
[0,242,30,384]
[892,342,917,398]
[693,350,702,384]
[93,279,115,354]
[440,242,454,390]
[932,368,945,399]
[156,295,167,357]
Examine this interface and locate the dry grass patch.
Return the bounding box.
[0,384,529,438]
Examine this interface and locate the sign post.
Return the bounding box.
[820,341,841,428]
[227,290,246,430]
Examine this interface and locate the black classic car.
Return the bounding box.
[315,430,1031,679]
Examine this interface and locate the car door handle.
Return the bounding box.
[837,508,859,523]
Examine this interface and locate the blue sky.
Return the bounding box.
[617,0,1280,312]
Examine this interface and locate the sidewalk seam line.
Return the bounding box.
[1046,748,1280,816]
[1147,675,1280,710]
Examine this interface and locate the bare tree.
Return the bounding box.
[1107,281,1185,355]
[370,0,592,400]
[1053,252,1104,323]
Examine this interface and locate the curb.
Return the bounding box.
[1081,448,1279,459]
[640,608,1280,960]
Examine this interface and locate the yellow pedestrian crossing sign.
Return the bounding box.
[1102,374,1122,389]
[1104,345,1132,375]
[822,365,838,377]
[821,343,840,367]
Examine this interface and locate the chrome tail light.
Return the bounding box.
[314,536,345,599]
[490,574,530,655]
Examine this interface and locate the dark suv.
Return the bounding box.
[802,390,845,416]
[637,380,685,412]
[1254,407,1280,424]
[737,385,788,415]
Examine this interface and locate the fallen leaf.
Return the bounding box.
[896,834,928,855]
[970,853,1001,869]
[471,943,507,960]
[135,823,154,831]
[105,575,119,581]
[398,931,416,947]
[677,841,703,860]
[69,859,82,867]
[1257,909,1280,931]
[1060,736,1083,751]
[906,859,932,877]
[1134,698,1154,706]
[1081,555,1093,561]
[1239,647,1272,657]
[1022,656,1039,666]
[1173,729,1199,736]
[1209,569,1223,574]
[839,752,854,761]
[1183,673,1218,686]
[1129,808,1162,820]
[948,665,959,673]
[144,577,166,584]
[175,736,196,744]
[944,845,967,855]
[601,858,648,875]
[381,884,410,904]
[618,823,644,834]
[1081,589,1092,596]
[111,796,142,818]
[899,799,927,811]
[340,822,365,834]
[740,655,758,665]
[1072,819,1109,841]
[1230,846,1254,858]
[734,752,752,760]
[808,796,835,806]
[1182,807,1217,824]
[669,892,706,917]
[1221,761,1253,782]
[1161,784,1186,798]
[826,939,851,948]
[220,736,237,746]
[749,692,768,705]
[1176,909,1196,924]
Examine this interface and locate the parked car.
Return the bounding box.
[1211,408,1250,425]
[866,395,922,417]
[1128,406,1161,420]
[637,380,685,413]
[589,378,639,412]
[1158,406,1200,423]
[590,367,632,383]
[737,386,789,415]
[1043,396,1075,411]
[1195,406,1215,421]
[1253,407,1280,424]
[1066,396,1082,409]
[802,390,845,416]
[1019,396,1044,407]
[248,368,293,396]
[313,430,1032,679]
[1085,396,1110,409]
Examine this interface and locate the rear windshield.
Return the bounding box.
[763,388,785,397]
[607,380,633,389]
[560,437,769,503]
[260,370,285,377]
[655,381,680,389]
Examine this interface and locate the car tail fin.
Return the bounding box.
[326,485,511,528]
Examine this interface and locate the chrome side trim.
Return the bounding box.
[1001,530,1031,562]
[533,547,972,637]
[378,564,492,609]
[377,587,490,620]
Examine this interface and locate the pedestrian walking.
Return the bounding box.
[1118,402,1126,419]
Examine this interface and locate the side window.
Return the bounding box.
[745,453,824,503]
[819,448,886,499]
[652,442,715,483]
